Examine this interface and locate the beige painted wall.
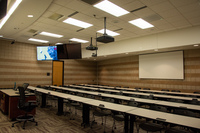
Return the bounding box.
[97,49,200,93]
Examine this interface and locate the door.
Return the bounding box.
[52,61,64,86]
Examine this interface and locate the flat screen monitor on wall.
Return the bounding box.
[139,51,184,80]
[37,46,58,61]
[57,43,82,59]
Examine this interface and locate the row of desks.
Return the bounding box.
[83,84,200,98]
[69,85,200,102]
[49,85,200,111]
[28,86,200,133]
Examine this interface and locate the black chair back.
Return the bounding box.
[18,86,26,109]
[22,83,29,91]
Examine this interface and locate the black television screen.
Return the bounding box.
[37,46,58,61]
[57,43,82,59]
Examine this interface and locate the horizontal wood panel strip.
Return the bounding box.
[0,78,50,81]
[0,72,50,76]
[185,65,200,69]
[98,73,138,77]
[98,61,138,67]
[185,57,200,61]
[64,68,96,71]
[185,73,200,77]
[0,58,52,65]
[0,65,52,70]
[64,77,95,81]
[98,67,138,71]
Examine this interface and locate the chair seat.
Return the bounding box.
[139,122,163,132]
[113,114,124,121]
[16,114,34,121]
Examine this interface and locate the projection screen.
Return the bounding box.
[139,51,184,79]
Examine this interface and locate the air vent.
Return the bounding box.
[113,28,123,32]
[130,6,147,13]
[81,0,102,5]
[143,14,163,22]
[76,28,85,32]
[68,11,79,17]
[48,13,64,21]
[28,29,38,33]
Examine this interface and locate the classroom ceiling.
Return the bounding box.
[0,0,200,53]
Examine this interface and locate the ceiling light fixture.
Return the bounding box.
[129,18,154,29]
[194,44,199,47]
[70,38,88,43]
[28,38,49,43]
[94,0,129,17]
[63,18,93,28]
[27,15,33,17]
[40,31,63,38]
[0,0,22,29]
[55,43,63,45]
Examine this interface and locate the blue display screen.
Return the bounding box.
[37,46,58,61]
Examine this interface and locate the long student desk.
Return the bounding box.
[28,86,200,133]
[49,85,200,112]
[0,89,36,120]
[83,84,200,98]
[69,85,200,102]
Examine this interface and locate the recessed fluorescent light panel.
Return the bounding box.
[94,0,129,17]
[129,18,154,29]
[27,15,33,17]
[63,18,93,28]
[40,31,63,38]
[28,38,49,43]
[70,38,88,43]
[55,43,63,45]
[97,29,120,36]
[0,0,22,29]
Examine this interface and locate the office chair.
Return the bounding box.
[91,98,113,133]
[111,111,124,133]
[12,86,38,129]
[137,105,167,133]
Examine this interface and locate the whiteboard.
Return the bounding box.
[139,51,184,79]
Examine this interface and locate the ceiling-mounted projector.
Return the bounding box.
[86,37,98,50]
[96,17,114,43]
[96,34,114,43]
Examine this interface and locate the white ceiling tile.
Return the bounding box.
[188,17,200,26]
[109,0,135,7]
[183,9,200,20]
[139,0,167,6]
[150,1,175,12]
[169,0,198,8]
[123,1,145,12]
[65,0,91,12]
[47,3,63,12]
[39,18,60,26]
[158,9,181,19]
[133,8,156,18]
[177,2,200,14]
[55,7,75,18]
[54,0,73,6]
